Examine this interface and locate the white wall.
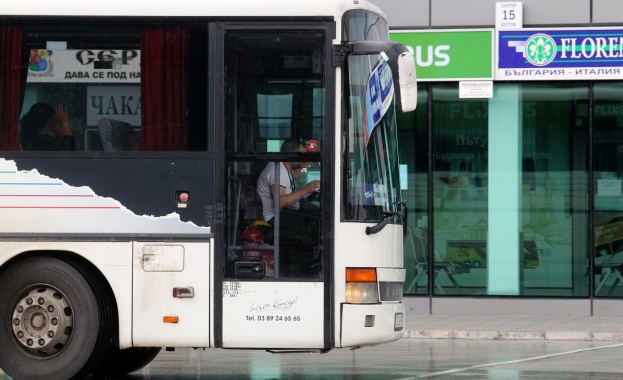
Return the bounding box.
[369,0,623,28]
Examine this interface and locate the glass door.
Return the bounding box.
[593,82,623,297]
[218,23,331,349]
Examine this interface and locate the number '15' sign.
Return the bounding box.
[495,2,523,30]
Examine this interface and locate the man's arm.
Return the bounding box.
[271,180,320,209]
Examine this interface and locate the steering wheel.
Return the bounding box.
[308,190,321,203]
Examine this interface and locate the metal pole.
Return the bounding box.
[273,162,281,278]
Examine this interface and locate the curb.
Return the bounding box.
[403,329,623,341]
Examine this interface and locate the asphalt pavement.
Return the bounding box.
[404,313,623,341]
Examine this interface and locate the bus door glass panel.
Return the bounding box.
[345,54,402,222]
[224,30,325,280]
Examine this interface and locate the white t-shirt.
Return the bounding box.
[257,162,299,221]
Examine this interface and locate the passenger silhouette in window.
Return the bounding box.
[20,103,74,151]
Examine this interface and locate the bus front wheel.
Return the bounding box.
[0,256,111,380]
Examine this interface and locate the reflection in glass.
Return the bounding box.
[399,88,429,295]
[432,84,488,295]
[594,82,623,297]
[427,82,589,296]
[521,82,588,297]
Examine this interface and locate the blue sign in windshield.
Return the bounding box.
[364,59,394,147]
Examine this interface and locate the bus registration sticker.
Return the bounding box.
[394,313,404,331]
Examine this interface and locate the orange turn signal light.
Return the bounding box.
[163,316,179,324]
[346,268,377,283]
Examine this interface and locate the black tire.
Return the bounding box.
[94,347,162,376]
[0,256,111,380]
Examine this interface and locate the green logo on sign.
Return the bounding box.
[525,33,556,66]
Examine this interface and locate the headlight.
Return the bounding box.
[345,282,379,304]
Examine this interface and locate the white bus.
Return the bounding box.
[0,1,416,379]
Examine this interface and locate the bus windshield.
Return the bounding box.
[346,53,402,222]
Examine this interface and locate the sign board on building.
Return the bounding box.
[497,28,623,80]
[391,30,494,81]
[459,81,494,98]
[495,2,523,30]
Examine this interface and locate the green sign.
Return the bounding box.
[391,29,494,81]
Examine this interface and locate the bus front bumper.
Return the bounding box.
[339,302,405,348]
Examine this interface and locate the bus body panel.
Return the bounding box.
[0,239,216,350]
[332,222,405,345]
[340,302,405,348]
[3,157,215,233]
[333,223,404,268]
[221,281,324,349]
[132,241,212,347]
[0,0,384,21]
[0,158,212,235]
[0,156,215,349]
[377,267,406,283]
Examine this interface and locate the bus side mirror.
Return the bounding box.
[392,50,417,113]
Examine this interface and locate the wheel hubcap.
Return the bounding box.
[11,287,73,356]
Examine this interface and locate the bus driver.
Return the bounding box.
[256,139,321,223]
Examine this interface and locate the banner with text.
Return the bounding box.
[391,30,494,81]
[498,28,623,80]
[28,49,140,83]
[86,86,141,126]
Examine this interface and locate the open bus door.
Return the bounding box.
[215,22,334,349]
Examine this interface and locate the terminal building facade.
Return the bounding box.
[369,0,623,316]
